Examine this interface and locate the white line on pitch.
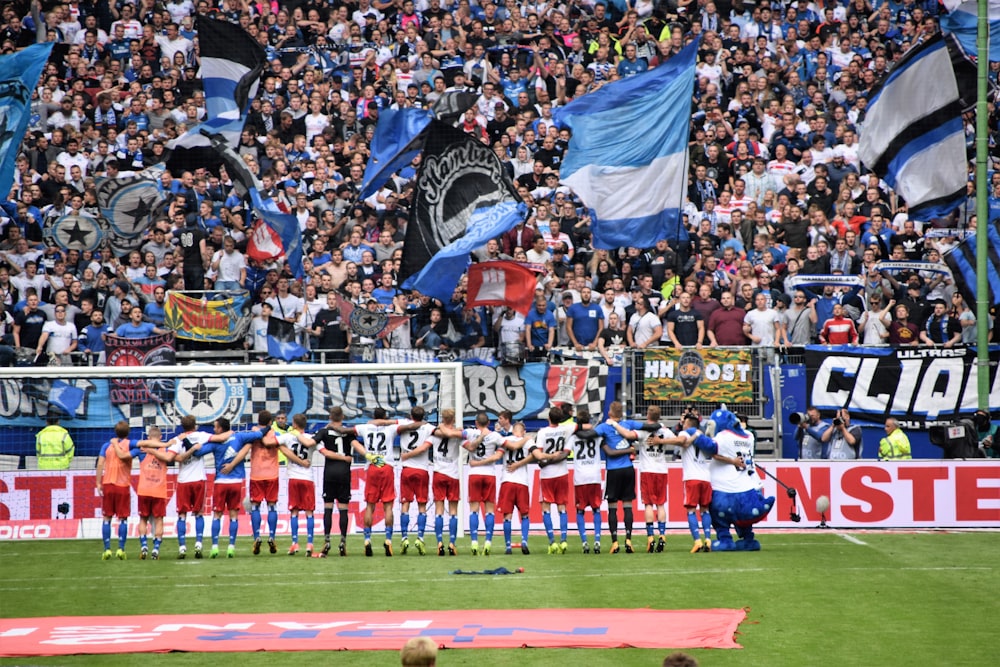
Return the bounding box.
[836,532,868,546]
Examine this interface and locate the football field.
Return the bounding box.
[1,531,997,666]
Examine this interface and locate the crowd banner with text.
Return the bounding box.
[642,348,753,402]
[2,462,997,530]
[105,333,176,405]
[0,360,606,430]
[163,290,252,343]
[805,345,1000,427]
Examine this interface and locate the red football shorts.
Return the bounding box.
[574,483,603,511]
[287,479,315,513]
[249,477,279,504]
[432,472,460,503]
[137,495,167,518]
[102,484,130,518]
[496,482,530,516]
[640,472,668,506]
[400,468,429,503]
[213,483,243,513]
[364,465,395,504]
[175,481,206,514]
[540,475,570,506]
[684,480,713,508]
[467,474,497,504]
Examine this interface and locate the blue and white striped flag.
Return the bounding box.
[553,40,698,248]
[941,0,1000,60]
[170,17,265,150]
[857,35,968,221]
[0,42,53,200]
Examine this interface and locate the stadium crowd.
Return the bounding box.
[0,0,996,366]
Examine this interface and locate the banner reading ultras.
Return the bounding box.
[642,348,753,402]
[805,345,1000,427]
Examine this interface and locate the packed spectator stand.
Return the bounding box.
[0,0,996,369]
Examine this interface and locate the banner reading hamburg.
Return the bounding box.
[642,348,753,402]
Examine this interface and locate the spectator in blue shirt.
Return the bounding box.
[114,306,169,339]
[523,294,556,359]
[566,286,604,350]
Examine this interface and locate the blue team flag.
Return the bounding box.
[48,380,84,417]
[250,189,304,279]
[358,107,433,200]
[170,17,265,150]
[941,0,1000,60]
[945,218,1000,307]
[553,40,698,248]
[405,201,525,304]
[266,317,307,362]
[857,35,968,221]
[0,42,54,199]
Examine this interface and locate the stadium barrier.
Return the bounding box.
[2,461,998,538]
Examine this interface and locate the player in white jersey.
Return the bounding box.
[636,407,684,553]
[430,408,465,556]
[164,415,212,559]
[569,409,604,554]
[275,414,318,556]
[397,407,437,555]
[335,407,426,557]
[708,408,774,551]
[497,422,538,554]
[676,410,715,553]
[534,406,576,554]
[463,412,507,556]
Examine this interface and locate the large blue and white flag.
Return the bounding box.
[941,0,1000,61]
[0,42,53,199]
[858,35,968,221]
[170,17,266,150]
[398,120,521,301]
[553,40,698,248]
[358,107,433,200]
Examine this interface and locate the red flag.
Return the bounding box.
[334,292,355,323]
[246,219,284,263]
[377,314,411,339]
[466,260,537,315]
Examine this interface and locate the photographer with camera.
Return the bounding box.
[822,408,863,460]
[974,410,999,459]
[792,407,830,460]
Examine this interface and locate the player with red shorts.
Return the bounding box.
[462,412,506,556]
[569,409,604,554]
[398,407,436,555]
[678,411,714,553]
[96,421,135,560]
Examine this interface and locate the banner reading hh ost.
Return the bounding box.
[642,348,752,402]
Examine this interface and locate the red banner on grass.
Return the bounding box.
[467,260,537,315]
[0,609,746,656]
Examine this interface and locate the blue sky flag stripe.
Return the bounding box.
[553,40,699,248]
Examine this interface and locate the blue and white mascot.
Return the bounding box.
[707,408,775,551]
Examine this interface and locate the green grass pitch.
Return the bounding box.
[1,531,998,666]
